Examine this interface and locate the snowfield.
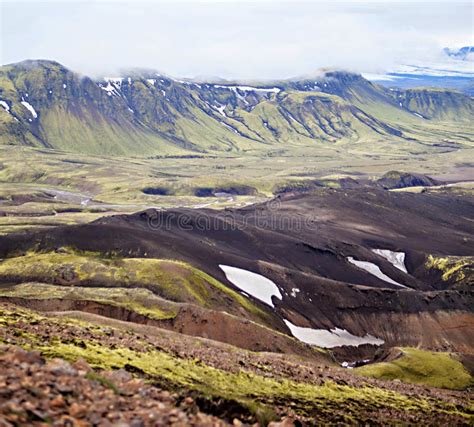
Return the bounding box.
[213,85,281,94]
[219,265,283,307]
[0,100,10,112]
[347,257,407,288]
[283,320,384,348]
[21,100,38,118]
[372,249,408,273]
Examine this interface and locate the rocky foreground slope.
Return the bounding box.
[1,346,228,426]
[1,303,472,425]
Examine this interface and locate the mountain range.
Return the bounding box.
[1,59,473,156]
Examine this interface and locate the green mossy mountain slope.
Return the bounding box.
[356,347,473,390]
[1,60,473,155]
[0,248,271,324]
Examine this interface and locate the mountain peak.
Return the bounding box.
[4,59,72,73]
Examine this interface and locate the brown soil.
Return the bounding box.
[0,297,322,360]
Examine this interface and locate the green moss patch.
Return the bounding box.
[37,342,467,424]
[0,283,178,320]
[0,249,270,324]
[356,347,473,390]
[425,255,473,284]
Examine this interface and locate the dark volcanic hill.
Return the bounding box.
[376,171,440,189]
[1,60,473,155]
[0,188,472,357]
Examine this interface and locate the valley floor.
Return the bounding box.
[0,144,473,234]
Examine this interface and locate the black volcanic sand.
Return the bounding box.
[0,188,472,355]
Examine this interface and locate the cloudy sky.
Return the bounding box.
[1,1,472,79]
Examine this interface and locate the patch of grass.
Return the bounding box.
[0,249,271,324]
[425,255,472,283]
[189,265,269,320]
[356,347,473,390]
[0,283,178,320]
[36,341,471,424]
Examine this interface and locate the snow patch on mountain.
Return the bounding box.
[104,77,123,86]
[219,265,283,308]
[100,81,120,96]
[283,320,384,348]
[21,100,38,119]
[372,249,408,273]
[220,121,240,135]
[0,101,10,113]
[286,111,303,126]
[213,85,281,94]
[347,257,407,288]
[290,288,300,298]
[214,104,227,117]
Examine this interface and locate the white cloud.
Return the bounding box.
[1,1,472,79]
